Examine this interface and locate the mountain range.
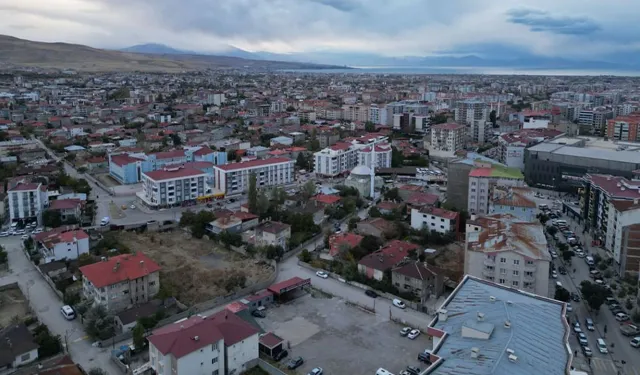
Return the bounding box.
[123,43,640,71]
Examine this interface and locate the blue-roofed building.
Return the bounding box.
[446,153,504,211]
[64,145,86,152]
[422,275,571,375]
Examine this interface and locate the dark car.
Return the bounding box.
[252,310,266,318]
[287,356,304,369]
[229,198,236,203]
[274,350,288,362]
[365,290,378,298]
[406,366,421,375]
[571,293,581,302]
[418,352,431,364]
[206,203,213,208]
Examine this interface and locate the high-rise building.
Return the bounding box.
[606,113,640,141]
[455,100,488,126]
[8,182,48,225]
[212,158,295,195]
[430,123,466,153]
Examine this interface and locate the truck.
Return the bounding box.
[620,324,640,337]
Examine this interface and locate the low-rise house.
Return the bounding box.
[391,261,446,303]
[115,300,165,334]
[356,217,396,238]
[34,229,89,263]
[254,221,291,250]
[85,156,108,171]
[48,199,83,222]
[206,211,259,234]
[376,201,404,215]
[80,253,161,312]
[329,232,363,257]
[148,309,259,375]
[405,192,439,211]
[410,206,459,234]
[0,324,39,370]
[358,240,419,280]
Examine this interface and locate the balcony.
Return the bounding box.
[483,258,495,267]
[523,275,535,283]
[524,264,536,272]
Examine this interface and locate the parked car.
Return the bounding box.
[287,357,304,369]
[274,350,288,361]
[307,367,323,375]
[20,234,29,240]
[551,271,558,278]
[566,303,573,312]
[616,312,630,322]
[578,333,589,346]
[408,329,421,340]
[0,231,8,237]
[581,346,593,357]
[571,293,581,302]
[406,366,421,375]
[418,352,431,364]
[315,271,328,279]
[585,318,595,331]
[573,323,582,333]
[631,337,640,348]
[365,290,378,298]
[251,310,266,318]
[393,299,406,309]
[400,327,412,336]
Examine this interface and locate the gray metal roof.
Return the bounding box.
[528,143,640,164]
[428,276,569,375]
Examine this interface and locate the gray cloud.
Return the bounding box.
[506,8,601,35]
[307,0,359,12]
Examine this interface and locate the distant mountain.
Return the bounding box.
[120,43,189,55]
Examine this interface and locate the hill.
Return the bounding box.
[0,35,339,72]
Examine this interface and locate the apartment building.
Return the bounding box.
[357,143,392,169]
[254,221,291,250]
[80,253,161,312]
[430,123,466,153]
[148,309,259,375]
[369,105,387,125]
[464,214,551,297]
[578,107,613,132]
[606,113,640,141]
[455,100,487,126]
[470,120,491,145]
[8,182,48,224]
[620,223,640,277]
[34,229,90,263]
[468,163,525,215]
[212,158,295,195]
[497,128,563,171]
[342,104,370,122]
[48,198,83,222]
[137,166,209,208]
[489,187,537,222]
[410,206,459,234]
[609,200,640,274]
[314,134,390,177]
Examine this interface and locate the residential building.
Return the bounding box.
[137,166,209,208]
[391,261,445,303]
[523,142,640,189]
[356,217,396,238]
[358,240,419,280]
[357,143,392,169]
[606,113,640,141]
[342,104,370,122]
[410,206,459,234]
[212,158,295,195]
[430,123,466,153]
[205,211,259,234]
[497,128,563,171]
[468,163,525,215]
[148,309,259,375]
[464,214,551,297]
[0,324,39,370]
[328,232,363,257]
[579,107,613,133]
[314,142,356,177]
[253,221,291,250]
[489,187,537,222]
[620,223,640,277]
[455,100,487,126]
[8,182,48,224]
[108,153,147,184]
[48,199,83,222]
[34,229,89,263]
[423,275,570,375]
[80,253,161,312]
[470,120,491,145]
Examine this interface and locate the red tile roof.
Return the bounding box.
[329,232,364,257]
[148,309,259,359]
[110,154,142,167]
[313,194,341,205]
[9,182,41,191]
[406,192,439,206]
[358,240,418,272]
[49,199,83,210]
[329,142,352,151]
[214,157,292,171]
[259,332,283,348]
[38,229,88,248]
[193,146,215,156]
[143,166,206,181]
[431,123,465,131]
[151,149,186,159]
[468,168,493,177]
[587,174,640,200]
[268,277,311,295]
[80,253,161,288]
[182,161,214,170]
[419,206,459,220]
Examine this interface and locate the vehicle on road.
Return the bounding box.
[551,270,558,278]
[100,216,110,226]
[578,333,588,346]
[573,323,582,333]
[620,324,639,336]
[393,299,406,309]
[585,318,594,331]
[571,293,581,302]
[307,367,323,375]
[15,229,25,235]
[315,271,328,279]
[251,310,265,318]
[566,303,572,312]
[400,327,412,336]
[597,338,608,354]
[408,329,420,340]
[287,357,304,369]
[365,289,378,298]
[20,234,29,240]
[0,231,8,237]
[33,228,43,234]
[130,204,136,209]
[581,346,593,357]
[406,366,421,375]
[60,305,76,320]
[616,312,630,322]
[631,337,640,348]
[606,297,618,305]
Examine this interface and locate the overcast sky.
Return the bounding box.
[1,0,638,58]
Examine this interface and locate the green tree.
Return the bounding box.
[302,180,317,200]
[0,246,7,264]
[298,249,312,263]
[170,134,182,146]
[256,192,271,218]
[554,286,571,302]
[489,110,497,126]
[431,113,448,124]
[562,250,574,262]
[580,280,608,314]
[132,321,145,350]
[0,131,8,141]
[536,213,549,225]
[248,173,258,213]
[309,128,320,151]
[391,147,404,167]
[364,121,376,132]
[348,217,360,230]
[546,226,558,236]
[384,188,401,202]
[42,210,62,228]
[369,206,381,218]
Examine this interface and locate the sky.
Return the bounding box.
[1,0,639,59]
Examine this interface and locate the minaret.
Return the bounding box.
[370,141,376,198]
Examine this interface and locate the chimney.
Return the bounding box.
[438,309,448,322]
[477,312,485,321]
[140,260,144,267]
[193,336,199,341]
[471,347,480,359]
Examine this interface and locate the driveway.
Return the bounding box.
[0,236,120,374]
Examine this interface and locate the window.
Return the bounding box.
[213,371,219,375]
[512,281,519,287]
[21,353,30,361]
[513,260,520,265]
[499,278,505,284]
[500,268,506,275]
[212,357,218,364]
[513,270,519,276]
[500,257,506,263]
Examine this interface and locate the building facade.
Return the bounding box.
[8,182,48,224]
[467,164,525,215]
[430,123,466,153]
[410,207,459,234]
[212,158,295,195]
[137,166,209,208]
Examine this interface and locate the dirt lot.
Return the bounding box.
[118,231,274,305]
[94,173,122,187]
[258,293,431,375]
[0,286,30,328]
[426,242,464,280]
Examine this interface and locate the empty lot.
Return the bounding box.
[258,292,431,375]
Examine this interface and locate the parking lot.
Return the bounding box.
[258,292,431,375]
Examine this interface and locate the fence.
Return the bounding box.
[257,359,289,375]
[83,172,114,196]
[98,260,279,347]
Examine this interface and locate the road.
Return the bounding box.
[532,188,640,375]
[0,236,120,374]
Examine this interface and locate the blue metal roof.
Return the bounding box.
[64,145,86,151]
[429,276,569,375]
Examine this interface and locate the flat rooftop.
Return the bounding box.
[427,276,570,375]
[528,142,640,164]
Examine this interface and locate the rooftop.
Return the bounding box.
[214,157,292,171]
[256,221,291,234]
[432,123,465,131]
[358,240,419,271]
[151,149,186,159]
[80,253,161,288]
[586,174,640,200]
[419,206,459,220]
[426,275,569,375]
[143,166,206,181]
[109,154,143,166]
[469,165,524,179]
[528,142,640,164]
[8,182,41,192]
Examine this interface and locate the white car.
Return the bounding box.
[578,333,588,346]
[130,204,136,209]
[315,271,328,279]
[566,303,573,312]
[573,323,582,333]
[15,229,25,235]
[616,312,630,322]
[551,271,558,279]
[408,329,421,340]
[0,231,8,237]
[400,327,412,336]
[33,228,43,234]
[307,367,323,375]
[20,234,29,240]
[393,299,406,309]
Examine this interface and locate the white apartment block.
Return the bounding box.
[468,165,525,215]
[455,100,488,125]
[607,200,640,268]
[470,120,492,145]
[34,229,90,263]
[80,253,161,312]
[212,157,295,195]
[342,104,370,122]
[465,214,551,297]
[8,182,48,224]
[137,166,209,208]
[357,143,392,169]
[410,207,459,234]
[369,105,387,125]
[314,135,391,177]
[430,123,466,153]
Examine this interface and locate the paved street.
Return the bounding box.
[0,236,120,374]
